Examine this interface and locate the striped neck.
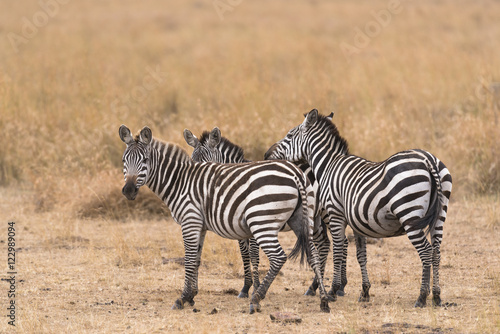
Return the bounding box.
[146,138,194,207]
[305,121,349,183]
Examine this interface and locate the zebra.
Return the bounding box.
[119,125,331,313]
[264,109,452,307]
[183,127,333,299]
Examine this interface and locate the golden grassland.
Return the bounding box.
[0,0,499,332]
[3,188,500,333]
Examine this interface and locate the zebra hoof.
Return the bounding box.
[249,303,261,314]
[304,288,316,296]
[238,292,249,299]
[187,299,195,307]
[414,298,427,308]
[358,295,370,302]
[336,289,345,297]
[326,290,337,302]
[320,299,330,313]
[172,299,184,310]
[432,295,441,307]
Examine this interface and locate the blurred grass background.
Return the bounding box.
[0,0,499,217]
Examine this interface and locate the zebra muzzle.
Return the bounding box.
[122,182,138,200]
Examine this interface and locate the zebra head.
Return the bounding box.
[119,125,152,200]
[265,109,332,162]
[183,127,223,163]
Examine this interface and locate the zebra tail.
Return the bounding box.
[405,157,444,237]
[288,176,312,267]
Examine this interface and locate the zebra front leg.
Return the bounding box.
[328,220,346,299]
[237,239,253,298]
[191,229,207,301]
[355,233,371,302]
[172,224,203,310]
[337,235,349,297]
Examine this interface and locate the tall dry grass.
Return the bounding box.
[1,0,498,217]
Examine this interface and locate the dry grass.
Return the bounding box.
[1,0,500,333]
[2,188,499,333]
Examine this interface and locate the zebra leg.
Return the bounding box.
[249,236,287,314]
[337,235,349,296]
[431,239,441,306]
[431,204,448,307]
[307,238,332,311]
[354,233,371,302]
[249,237,260,292]
[172,223,204,310]
[305,217,330,298]
[404,225,433,307]
[191,229,207,299]
[287,197,331,312]
[328,219,346,299]
[237,239,253,298]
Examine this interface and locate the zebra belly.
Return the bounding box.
[349,215,404,238]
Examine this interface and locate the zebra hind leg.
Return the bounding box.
[237,239,253,298]
[304,217,331,299]
[404,225,433,307]
[249,237,287,314]
[431,204,448,307]
[249,237,260,294]
[431,242,441,307]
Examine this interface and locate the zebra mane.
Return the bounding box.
[313,113,350,155]
[151,137,191,163]
[198,130,247,162]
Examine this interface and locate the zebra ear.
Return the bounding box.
[119,125,135,145]
[302,109,318,130]
[326,112,334,121]
[184,129,199,148]
[208,127,221,148]
[139,126,152,145]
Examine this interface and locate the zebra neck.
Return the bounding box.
[145,139,195,208]
[307,135,347,184]
[219,141,247,163]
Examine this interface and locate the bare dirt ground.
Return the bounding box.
[2,188,499,333]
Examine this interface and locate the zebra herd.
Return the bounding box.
[119,109,452,314]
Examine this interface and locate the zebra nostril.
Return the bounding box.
[122,183,137,199]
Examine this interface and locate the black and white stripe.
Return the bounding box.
[184,127,333,299]
[119,125,331,313]
[265,109,452,307]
